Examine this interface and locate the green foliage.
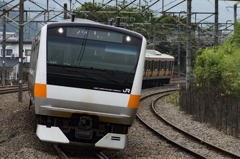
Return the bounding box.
[166,92,179,104]
[74,2,151,23]
[194,21,240,92]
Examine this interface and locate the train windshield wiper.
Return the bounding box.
[61,66,100,81]
[88,67,121,84]
[121,64,137,84]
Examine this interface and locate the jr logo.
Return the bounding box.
[123,88,131,93]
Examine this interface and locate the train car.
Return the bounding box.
[28,18,146,150]
[142,49,174,87]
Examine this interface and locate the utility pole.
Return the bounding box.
[162,0,164,12]
[153,24,156,50]
[2,9,6,86]
[234,4,237,24]
[64,3,67,19]
[178,25,180,77]
[18,0,24,102]
[215,0,218,46]
[186,0,191,90]
[198,26,201,56]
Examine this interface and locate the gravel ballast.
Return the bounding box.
[0,84,239,158]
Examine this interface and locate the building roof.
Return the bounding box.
[0,57,26,68]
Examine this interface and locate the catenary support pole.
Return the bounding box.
[198,26,201,56]
[18,0,24,102]
[178,24,180,77]
[215,0,218,46]
[234,4,237,25]
[2,9,6,86]
[186,0,191,90]
[153,24,156,50]
[64,3,67,19]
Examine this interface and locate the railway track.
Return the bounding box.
[54,144,109,159]
[137,89,240,159]
[0,86,28,94]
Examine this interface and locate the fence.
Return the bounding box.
[179,83,240,138]
[0,69,29,85]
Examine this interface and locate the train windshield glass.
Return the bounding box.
[47,27,141,74]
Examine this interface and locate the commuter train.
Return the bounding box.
[28,19,147,150]
[143,49,174,88]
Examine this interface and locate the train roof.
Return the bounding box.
[145,50,174,59]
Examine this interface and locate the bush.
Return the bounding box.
[194,21,240,93]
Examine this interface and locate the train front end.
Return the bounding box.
[29,20,146,150]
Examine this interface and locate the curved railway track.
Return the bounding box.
[137,89,240,158]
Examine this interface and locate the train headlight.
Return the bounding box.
[126,36,131,42]
[58,28,64,34]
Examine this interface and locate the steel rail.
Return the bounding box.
[151,95,240,159]
[136,89,207,159]
[54,144,69,159]
[0,86,28,94]
[89,149,109,159]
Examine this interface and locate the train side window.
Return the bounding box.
[170,61,174,71]
[147,60,151,71]
[150,60,154,71]
[158,61,161,71]
[166,61,170,71]
[154,60,158,71]
[161,61,165,71]
[144,60,147,72]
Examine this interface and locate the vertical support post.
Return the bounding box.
[153,24,156,50]
[215,0,218,46]
[178,25,180,77]
[64,3,67,19]
[47,0,49,21]
[139,0,141,10]
[162,0,164,12]
[234,4,237,25]
[198,26,201,56]
[186,0,191,90]
[2,9,6,86]
[19,0,24,102]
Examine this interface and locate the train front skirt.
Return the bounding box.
[36,124,128,150]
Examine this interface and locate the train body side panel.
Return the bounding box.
[35,25,47,85]
[130,37,146,95]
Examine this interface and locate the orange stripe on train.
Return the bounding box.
[34,83,47,98]
[127,94,141,108]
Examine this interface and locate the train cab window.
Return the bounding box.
[47,26,141,74]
